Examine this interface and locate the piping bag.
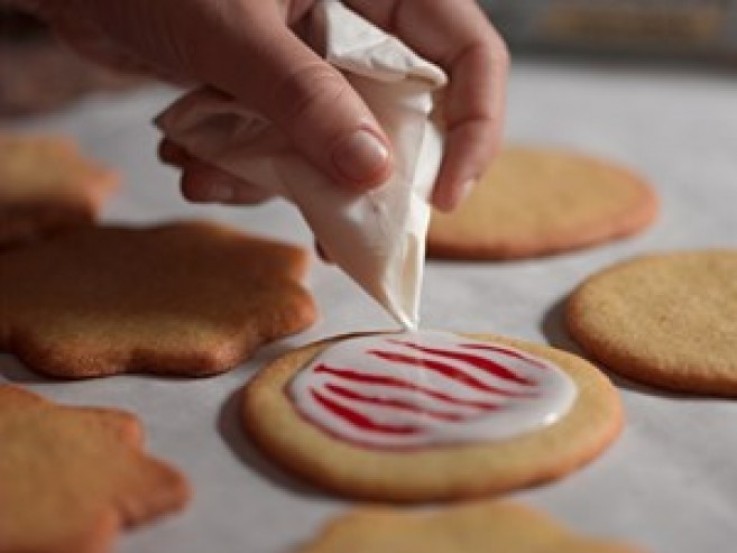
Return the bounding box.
[155,0,447,329]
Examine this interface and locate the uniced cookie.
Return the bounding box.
[567,250,737,395]
[242,331,622,502]
[0,133,118,248]
[0,384,189,553]
[428,147,657,260]
[0,220,317,378]
[296,500,644,553]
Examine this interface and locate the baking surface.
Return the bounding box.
[3,59,737,551]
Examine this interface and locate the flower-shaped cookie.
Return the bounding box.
[0,133,118,248]
[0,220,317,378]
[0,385,189,553]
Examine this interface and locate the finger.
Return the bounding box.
[285,0,316,25]
[158,139,190,168]
[159,139,273,204]
[314,239,333,264]
[344,0,509,210]
[180,164,274,205]
[185,7,393,191]
[43,10,163,78]
[432,37,508,211]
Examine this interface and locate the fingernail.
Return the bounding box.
[206,182,235,203]
[332,129,389,185]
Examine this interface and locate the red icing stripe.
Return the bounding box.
[391,340,535,386]
[310,389,418,435]
[314,365,500,410]
[324,383,468,422]
[461,343,548,370]
[368,350,537,398]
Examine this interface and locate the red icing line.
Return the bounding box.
[324,383,469,422]
[460,343,548,370]
[310,389,418,435]
[314,365,500,410]
[391,340,535,386]
[368,350,537,398]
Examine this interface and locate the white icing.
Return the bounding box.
[289,331,578,449]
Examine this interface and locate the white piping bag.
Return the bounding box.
[155,0,447,329]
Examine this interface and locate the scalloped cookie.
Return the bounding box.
[567,250,737,395]
[0,133,118,248]
[0,384,189,553]
[428,147,657,260]
[297,500,644,553]
[0,220,317,378]
[242,331,622,502]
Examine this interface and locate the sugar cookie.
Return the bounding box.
[0,134,118,247]
[428,147,657,260]
[567,250,737,395]
[296,500,644,553]
[0,384,189,553]
[243,331,622,502]
[0,221,317,378]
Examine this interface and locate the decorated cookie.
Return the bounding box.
[0,384,189,553]
[242,331,622,502]
[296,500,644,553]
[0,220,317,378]
[567,250,737,395]
[427,147,657,260]
[0,133,118,248]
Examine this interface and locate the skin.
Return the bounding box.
[22,0,509,211]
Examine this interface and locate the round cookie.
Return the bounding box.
[428,147,658,260]
[242,332,622,503]
[297,500,644,553]
[567,250,737,395]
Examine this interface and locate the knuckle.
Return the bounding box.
[491,37,511,70]
[474,34,510,72]
[273,62,350,126]
[158,141,187,166]
[180,184,201,203]
[179,175,206,203]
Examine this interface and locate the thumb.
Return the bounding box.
[189,14,392,191]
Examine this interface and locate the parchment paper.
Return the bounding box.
[3,58,737,552]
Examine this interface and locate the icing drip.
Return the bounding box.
[289,331,577,449]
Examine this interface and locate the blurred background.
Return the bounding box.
[482,0,737,61]
[0,2,144,118]
[1,0,736,119]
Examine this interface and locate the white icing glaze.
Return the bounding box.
[289,331,578,449]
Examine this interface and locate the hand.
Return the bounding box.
[30,0,508,211]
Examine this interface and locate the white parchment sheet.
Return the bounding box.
[3,59,737,552]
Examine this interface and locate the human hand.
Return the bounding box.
[29,0,508,211]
